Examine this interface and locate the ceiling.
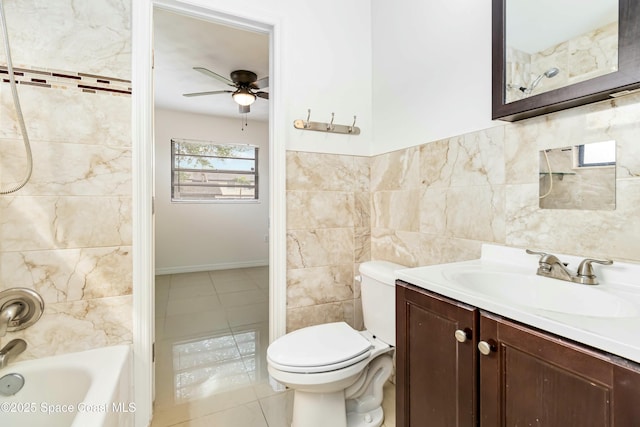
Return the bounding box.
[153,8,270,121]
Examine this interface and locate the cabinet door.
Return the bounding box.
[396,281,478,427]
[479,312,640,427]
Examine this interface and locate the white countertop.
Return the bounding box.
[395,244,640,364]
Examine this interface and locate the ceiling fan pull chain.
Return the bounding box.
[241,113,249,131]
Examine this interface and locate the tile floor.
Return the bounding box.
[152,267,396,427]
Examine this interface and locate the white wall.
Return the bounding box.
[154,108,269,273]
[167,0,373,156]
[371,0,500,155]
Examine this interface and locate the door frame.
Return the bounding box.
[131,1,286,425]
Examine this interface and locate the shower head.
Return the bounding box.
[544,67,560,78]
[524,67,561,94]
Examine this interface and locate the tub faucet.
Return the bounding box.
[526,249,613,285]
[0,339,26,369]
[0,303,22,337]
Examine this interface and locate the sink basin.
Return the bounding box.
[443,269,639,318]
[396,244,640,364]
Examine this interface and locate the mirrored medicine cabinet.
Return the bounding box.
[492,0,640,121]
[538,140,616,210]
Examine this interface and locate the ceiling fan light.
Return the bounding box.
[232,88,256,106]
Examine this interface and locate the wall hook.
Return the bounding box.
[327,112,335,131]
[293,109,360,135]
[348,115,357,133]
[304,109,311,129]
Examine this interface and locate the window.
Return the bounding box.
[171,138,258,202]
[576,140,616,168]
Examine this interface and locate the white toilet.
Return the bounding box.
[267,260,406,427]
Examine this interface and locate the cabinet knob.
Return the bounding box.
[454,329,470,343]
[478,340,496,356]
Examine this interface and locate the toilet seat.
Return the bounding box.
[267,322,373,374]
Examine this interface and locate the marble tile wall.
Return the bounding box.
[284,94,640,332]
[371,92,640,268]
[0,0,132,359]
[285,152,370,332]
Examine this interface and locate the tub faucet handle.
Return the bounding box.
[0,288,45,337]
[0,303,22,338]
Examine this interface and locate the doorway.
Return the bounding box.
[151,7,280,424]
[131,1,287,425]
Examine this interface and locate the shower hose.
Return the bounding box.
[0,0,33,194]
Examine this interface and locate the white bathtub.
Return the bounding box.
[0,345,133,427]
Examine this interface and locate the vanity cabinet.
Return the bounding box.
[395,281,478,426]
[396,281,640,427]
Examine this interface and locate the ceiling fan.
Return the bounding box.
[183,67,269,113]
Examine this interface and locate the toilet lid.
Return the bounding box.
[267,322,373,373]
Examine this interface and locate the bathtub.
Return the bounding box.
[0,344,133,427]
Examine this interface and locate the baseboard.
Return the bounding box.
[155,259,269,275]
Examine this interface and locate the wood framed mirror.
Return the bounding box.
[492,0,640,121]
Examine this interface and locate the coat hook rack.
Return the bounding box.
[294,109,360,135]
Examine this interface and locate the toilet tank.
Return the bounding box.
[359,260,406,346]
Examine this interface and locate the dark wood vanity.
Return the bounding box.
[396,281,640,426]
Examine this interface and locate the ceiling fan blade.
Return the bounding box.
[255,91,269,100]
[239,105,250,114]
[193,67,235,86]
[254,76,269,89]
[182,90,233,97]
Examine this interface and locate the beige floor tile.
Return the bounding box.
[166,295,222,316]
[218,289,267,307]
[253,381,281,400]
[171,271,214,285]
[209,269,249,280]
[226,302,269,327]
[173,401,268,427]
[156,274,172,288]
[245,266,269,280]
[259,390,294,427]
[169,284,216,300]
[151,386,259,427]
[156,282,171,302]
[163,310,229,338]
[155,316,166,340]
[213,278,261,294]
[154,267,281,427]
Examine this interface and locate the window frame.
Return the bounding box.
[170,138,259,203]
[575,142,616,169]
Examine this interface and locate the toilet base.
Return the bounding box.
[291,389,347,427]
[290,390,384,427]
[347,406,384,427]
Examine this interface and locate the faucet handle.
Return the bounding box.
[526,249,562,268]
[526,249,548,257]
[576,258,613,279]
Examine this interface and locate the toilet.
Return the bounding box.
[267,260,406,427]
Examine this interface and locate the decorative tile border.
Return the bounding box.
[0,65,131,96]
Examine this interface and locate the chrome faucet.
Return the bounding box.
[526,249,613,285]
[0,339,26,369]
